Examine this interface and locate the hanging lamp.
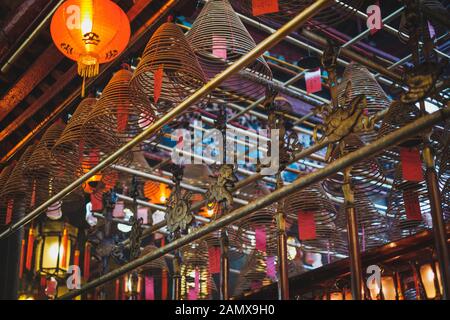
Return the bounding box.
[50,0,131,96]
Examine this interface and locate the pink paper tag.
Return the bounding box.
[188,287,197,300]
[255,227,266,252]
[252,0,279,16]
[212,35,227,60]
[305,68,322,94]
[266,256,276,279]
[137,206,148,224]
[145,276,155,300]
[112,201,125,218]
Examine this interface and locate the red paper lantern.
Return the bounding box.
[50,0,130,95]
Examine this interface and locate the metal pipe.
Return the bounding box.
[58,107,450,299]
[0,0,333,241]
[423,145,450,300]
[220,229,229,300]
[276,177,289,300]
[343,168,363,300]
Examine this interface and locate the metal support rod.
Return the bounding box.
[0,0,333,241]
[276,175,289,300]
[220,229,229,300]
[342,167,363,300]
[172,252,181,300]
[58,107,450,300]
[423,145,450,300]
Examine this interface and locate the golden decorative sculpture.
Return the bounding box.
[130,22,206,114]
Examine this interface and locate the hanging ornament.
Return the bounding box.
[50,0,131,96]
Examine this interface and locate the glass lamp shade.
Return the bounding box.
[420,263,443,299]
[369,276,397,300]
[34,221,78,277]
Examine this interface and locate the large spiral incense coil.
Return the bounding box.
[24,122,68,206]
[233,250,273,297]
[0,145,35,224]
[180,240,215,299]
[338,63,391,116]
[83,68,155,165]
[136,245,168,274]
[385,163,432,241]
[335,194,389,251]
[230,0,364,29]
[52,98,98,193]
[185,0,272,103]
[130,22,206,115]
[323,135,387,198]
[0,164,15,225]
[234,206,278,256]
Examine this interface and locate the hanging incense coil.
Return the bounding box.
[233,250,273,297]
[335,194,389,251]
[83,68,155,166]
[338,63,391,116]
[52,98,98,194]
[234,206,278,256]
[136,245,168,274]
[0,163,16,225]
[323,135,388,198]
[230,0,364,29]
[0,145,35,224]
[180,239,216,299]
[24,122,68,206]
[385,163,432,241]
[185,0,272,103]
[144,180,171,204]
[130,22,206,115]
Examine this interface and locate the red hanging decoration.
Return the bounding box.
[74,249,80,267]
[83,242,91,281]
[400,148,424,182]
[61,227,69,268]
[5,199,14,225]
[117,104,129,133]
[403,190,422,221]
[30,180,37,208]
[298,211,317,240]
[208,247,221,274]
[19,239,26,279]
[90,192,103,212]
[25,227,35,271]
[153,65,164,104]
[252,0,279,16]
[162,269,168,300]
[255,227,267,252]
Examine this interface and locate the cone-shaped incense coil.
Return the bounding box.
[233,250,274,297]
[137,245,168,273]
[323,135,387,198]
[24,122,66,206]
[131,22,206,114]
[186,0,272,102]
[385,162,432,241]
[234,206,278,256]
[285,180,337,224]
[230,0,364,29]
[0,145,35,223]
[180,239,215,300]
[335,194,389,251]
[338,63,391,115]
[83,69,155,162]
[52,98,98,192]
